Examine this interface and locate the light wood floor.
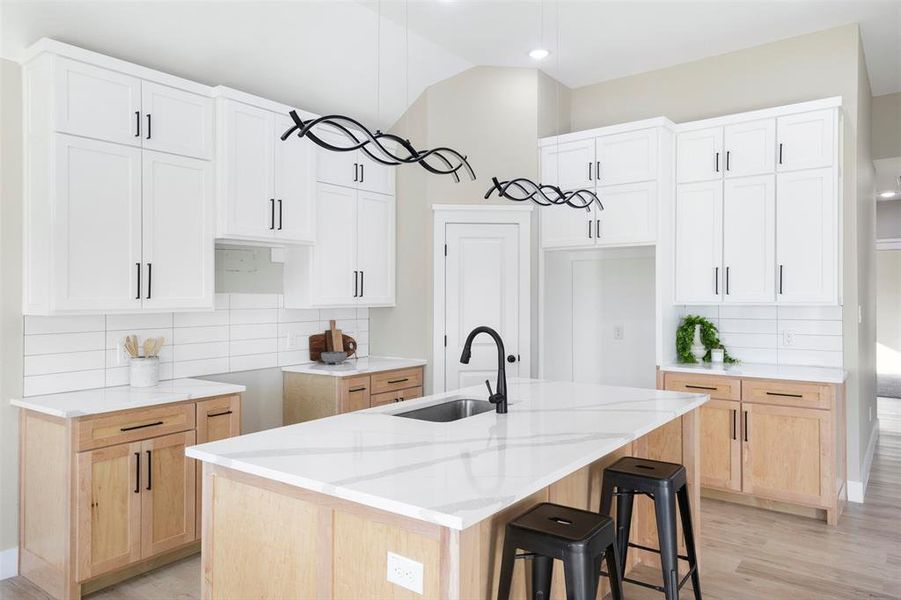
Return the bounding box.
[4,399,900,600]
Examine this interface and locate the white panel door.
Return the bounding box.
[356,150,395,195]
[273,114,315,243]
[776,168,837,303]
[677,127,723,183]
[540,140,596,248]
[777,109,835,172]
[674,181,723,304]
[356,191,395,306]
[54,57,142,147]
[223,102,275,239]
[53,135,142,311]
[141,151,214,310]
[314,126,358,188]
[444,223,521,391]
[596,181,657,246]
[312,183,358,306]
[141,82,212,159]
[724,118,776,178]
[595,129,657,185]
[722,175,775,303]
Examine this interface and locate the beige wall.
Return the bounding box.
[878,199,901,239]
[570,24,874,482]
[872,91,901,160]
[0,57,24,558]
[876,249,901,376]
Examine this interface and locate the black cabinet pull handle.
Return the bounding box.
[360,271,364,297]
[596,219,600,238]
[146,263,152,300]
[146,114,151,139]
[387,378,409,384]
[353,270,359,297]
[725,266,730,295]
[360,163,364,182]
[714,266,719,295]
[779,264,784,294]
[134,111,141,137]
[744,410,749,442]
[208,410,233,418]
[353,163,358,182]
[685,384,717,391]
[715,152,720,173]
[588,220,593,239]
[349,386,366,392]
[731,409,737,440]
[120,420,164,432]
[134,452,140,493]
[778,143,783,165]
[765,391,804,399]
[726,150,731,171]
[278,199,283,230]
[146,450,152,491]
[507,354,516,363]
[269,199,275,230]
[588,162,592,181]
[596,161,601,181]
[136,263,141,300]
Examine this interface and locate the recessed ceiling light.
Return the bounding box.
[880,191,897,198]
[529,48,549,61]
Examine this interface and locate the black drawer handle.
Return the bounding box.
[207,410,233,418]
[134,452,141,493]
[146,450,152,491]
[744,410,749,442]
[349,386,366,393]
[731,409,737,440]
[120,420,164,432]
[685,385,717,391]
[387,378,409,384]
[765,391,804,399]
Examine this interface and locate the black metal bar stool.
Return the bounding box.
[599,457,702,600]
[497,502,624,600]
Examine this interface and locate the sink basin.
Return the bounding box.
[394,398,495,422]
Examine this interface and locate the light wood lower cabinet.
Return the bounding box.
[662,371,845,524]
[20,394,242,600]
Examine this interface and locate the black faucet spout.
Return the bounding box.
[459,326,508,414]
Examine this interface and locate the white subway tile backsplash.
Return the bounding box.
[718,319,777,334]
[728,348,779,364]
[777,305,842,320]
[779,334,844,352]
[718,305,777,319]
[778,349,843,368]
[778,319,842,336]
[21,294,372,396]
[720,333,779,350]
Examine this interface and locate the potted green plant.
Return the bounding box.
[675,316,737,364]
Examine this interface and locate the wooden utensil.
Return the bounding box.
[327,320,343,353]
[124,335,139,358]
[143,338,154,358]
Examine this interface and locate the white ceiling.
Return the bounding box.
[1,1,899,129]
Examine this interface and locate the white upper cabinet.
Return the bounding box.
[723,118,776,178]
[776,168,837,304]
[141,151,214,310]
[722,175,775,303]
[674,181,723,304]
[54,57,143,147]
[777,109,835,172]
[595,129,657,186]
[596,182,657,246]
[51,135,143,312]
[541,205,596,248]
[539,141,596,248]
[273,114,316,243]
[356,151,395,196]
[356,191,396,304]
[141,82,213,159]
[315,130,396,195]
[540,139,595,191]
[677,127,723,183]
[312,183,359,305]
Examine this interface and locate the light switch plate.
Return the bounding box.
[387,551,423,595]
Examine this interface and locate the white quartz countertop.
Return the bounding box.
[10,378,246,418]
[660,362,847,384]
[187,378,707,530]
[282,356,427,377]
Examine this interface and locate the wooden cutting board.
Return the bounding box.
[309,333,357,362]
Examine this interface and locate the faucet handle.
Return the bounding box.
[485,379,503,405]
[484,379,494,396]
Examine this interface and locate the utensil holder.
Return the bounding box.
[130,357,160,388]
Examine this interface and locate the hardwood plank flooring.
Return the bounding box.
[3,399,900,599]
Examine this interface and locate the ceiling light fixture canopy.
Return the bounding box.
[529,48,550,60]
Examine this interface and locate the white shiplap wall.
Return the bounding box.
[679,305,843,368]
[22,293,370,396]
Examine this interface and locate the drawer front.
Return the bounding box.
[371,386,423,408]
[663,372,740,400]
[742,379,832,410]
[371,367,423,396]
[77,403,196,451]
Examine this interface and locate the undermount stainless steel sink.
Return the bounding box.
[394,398,495,422]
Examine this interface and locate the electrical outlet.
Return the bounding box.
[613,325,624,341]
[386,552,423,595]
[782,331,795,347]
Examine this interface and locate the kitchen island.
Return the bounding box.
[187,378,707,599]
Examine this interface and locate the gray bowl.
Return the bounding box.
[320,351,348,365]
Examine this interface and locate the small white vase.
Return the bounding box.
[690,324,706,362]
[710,348,725,364]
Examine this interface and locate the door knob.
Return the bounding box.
[507,355,516,363]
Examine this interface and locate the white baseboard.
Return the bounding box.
[0,546,17,580]
[848,419,880,504]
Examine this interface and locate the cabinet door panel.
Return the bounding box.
[540,205,595,249]
[141,82,212,159]
[596,181,656,245]
[141,431,196,558]
[339,376,371,413]
[53,135,143,312]
[776,168,837,303]
[741,403,831,508]
[777,109,835,172]
[724,118,776,178]
[596,129,657,185]
[722,175,775,303]
[677,127,723,183]
[315,127,357,187]
[223,102,275,239]
[356,191,395,305]
[313,183,358,305]
[540,139,595,191]
[54,58,142,147]
[196,395,241,539]
[699,400,741,492]
[76,441,142,581]
[674,181,723,303]
[274,114,315,243]
[142,151,214,310]
[357,150,395,195]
